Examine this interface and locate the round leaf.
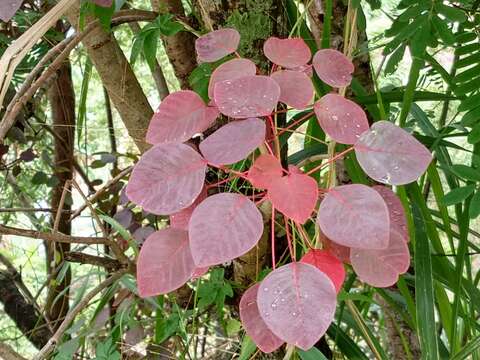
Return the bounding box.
[373,185,409,241]
[247,154,284,189]
[195,28,240,63]
[257,263,336,350]
[146,90,218,145]
[312,49,354,87]
[354,121,432,185]
[199,118,266,165]
[268,173,318,224]
[314,93,369,144]
[239,284,284,353]
[189,193,264,266]
[317,184,390,249]
[0,0,23,21]
[350,229,410,287]
[208,58,257,99]
[126,143,206,215]
[301,249,345,293]
[271,70,314,110]
[263,37,311,68]
[214,75,280,118]
[170,187,208,230]
[137,228,195,297]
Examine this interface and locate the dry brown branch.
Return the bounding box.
[0,225,108,245]
[64,252,123,271]
[0,341,28,360]
[33,269,128,360]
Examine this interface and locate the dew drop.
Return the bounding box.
[332,115,338,121]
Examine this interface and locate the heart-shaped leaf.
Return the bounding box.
[271,70,314,110]
[301,249,345,293]
[214,75,280,118]
[199,118,266,165]
[240,284,284,353]
[257,263,336,350]
[146,90,218,145]
[354,121,432,185]
[208,58,257,99]
[314,93,369,144]
[268,173,318,224]
[195,28,240,63]
[189,193,263,267]
[317,184,390,249]
[350,229,410,287]
[126,143,206,215]
[170,187,208,230]
[0,0,23,21]
[247,154,283,189]
[312,49,354,87]
[263,37,311,68]
[373,185,409,241]
[137,228,195,297]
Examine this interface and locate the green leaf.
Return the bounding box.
[432,15,456,45]
[130,34,145,65]
[448,164,480,182]
[442,185,475,206]
[93,2,115,32]
[385,43,406,74]
[468,122,480,144]
[238,336,257,360]
[469,190,480,219]
[143,30,159,70]
[77,58,92,143]
[451,334,480,360]
[435,3,467,23]
[32,171,48,185]
[412,203,439,360]
[188,63,212,102]
[90,159,107,169]
[298,347,328,360]
[156,14,184,36]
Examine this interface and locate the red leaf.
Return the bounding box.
[191,266,209,279]
[170,187,208,230]
[257,263,336,350]
[323,237,351,264]
[351,229,410,287]
[214,75,280,118]
[312,49,354,87]
[0,0,23,21]
[267,173,318,224]
[146,90,218,145]
[263,37,311,68]
[314,93,369,144]
[247,154,283,189]
[239,284,284,353]
[317,184,390,249]
[126,143,206,215]
[301,249,345,293]
[373,185,409,241]
[354,121,432,185]
[189,193,264,267]
[195,28,240,63]
[208,58,257,99]
[137,228,194,297]
[199,118,266,165]
[271,70,314,110]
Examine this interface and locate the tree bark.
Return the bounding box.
[46,54,75,331]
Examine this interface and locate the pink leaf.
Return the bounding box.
[214,75,280,118]
[191,266,209,279]
[195,28,240,63]
[267,173,318,224]
[239,284,284,353]
[373,185,409,241]
[137,228,195,297]
[301,249,345,293]
[323,237,351,264]
[92,0,113,7]
[208,58,257,99]
[247,154,283,189]
[146,90,218,145]
[354,121,433,185]
[257,263,336,350]
[271,70,314,110]
[314,93,369,144]
[199,118,266,165]
[312,49,354,87]
[189,193,263,267]
[170,187,208,230]
[263,37,311,68]
[290,64,313,77]
[0,0,23,21]
[317,184,390,249]
[350,229,410,287]
[126,143,206,215]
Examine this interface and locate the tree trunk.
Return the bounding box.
[46,55,75,331]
